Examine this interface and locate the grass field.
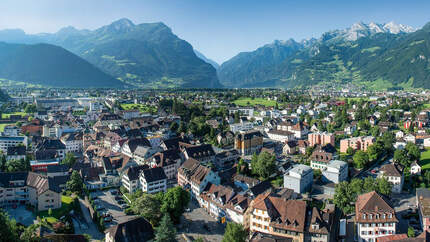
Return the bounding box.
[233,98,277,107]
[37,195,76,222]
[424,103,430,108]
[419,149,430,170]
[1,112,27,119]
[120,103,157,114]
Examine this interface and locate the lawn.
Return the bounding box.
[419,149,430,170]
[1,112,27,119]
[424,103,430,108]
[120,103,157,113]
[0,123,14,132]
[233,98,277,107]
[37,195,76,222]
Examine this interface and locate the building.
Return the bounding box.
[416,188,430,232]
[105,217,154,242]
[0,172,62,211]
[283,164,313,193]
[178,158,220,198]
[229,107,254,117]
[355,191,398,242]
[6,146,26,161]
[2,125,19,136]
[234,130,263,155]
[122,165,148,193]
[150,150,182,181]
[60,132,83,153]
[340,136,375,153]
[267,130,295,142]
[310,144,337,169]
[411,161,422,175]
[378,163,404,194]
[308,132,335,147]
[183,144,216,164]
[321,160,348,184]
[230,122,254,133]
[249,192,307,241]
[139,167,167,194]
[0,136,28,153]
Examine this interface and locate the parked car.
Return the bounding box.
[110,190,118,195]
[95,205,104,211]
[103,216,113,222]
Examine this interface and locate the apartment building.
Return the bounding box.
[178,158,220,198]
[284,164,313,193]
[122,165,148,193]
[0,136,28,153]
[340,136,375,153]
[416,188,430,232]
[308,132,335,147]
[139,167,167,194]
[234,130,263,155]
[267,130,295,142]
[355,191,398,242]
[378,163,404,194]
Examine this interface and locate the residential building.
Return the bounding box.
[178,158,220,198]
[267,130,295,142]
[230,122,254,133]
[320,160,348,184]
[150,150,182,181]
[234,130,263,155]
[229,107,254,117]
[183,144,215,164]
[122,165,148,193]
[6,146,26,161]
[0,136,28,153]
[355,191,398,242]
[60,132,83,153]
[139,167,167,194]
[416,188,430,232]
[283,164,313,193]
[378,163,404,194]
[308,132,335,147]
[340,136,375,153]
[105,217,154,242]
[411,161,422,175]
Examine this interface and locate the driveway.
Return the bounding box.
[177,200,225,242]
[77,198,104,241]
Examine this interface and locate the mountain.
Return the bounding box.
[0,42,122,88]
[218,21,429,89]
[0,18,221,88]
[194,50,219,69]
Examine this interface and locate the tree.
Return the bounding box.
[394,149,410,167]
[405,142,420,162]
[169,122,179,133]
[24,104,37,114]
[131,193,162,226]
[61,153,77,168]
[408,226,415,237]
[20,224,41,242]
[66,171,84,195]
[0,208,19,241]
[333,181,355,214]
[154,214,176,242]
[160,187,190,224]
[346,147,354,156]
[251,151,276,180]
[353,151,369,169]
[222,222,247,242]
[5,158,30,172]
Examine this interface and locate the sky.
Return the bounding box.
[0,0,429,63]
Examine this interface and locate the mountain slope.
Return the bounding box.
[0,19,221,88]
[0,42,122,88]
[218,21,427,89]
[194,50,220,69]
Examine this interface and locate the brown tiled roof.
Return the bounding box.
[355,191,398,223]
[380,163,404,177]
[252,193,307,233]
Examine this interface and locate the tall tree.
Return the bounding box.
[66,170,84,195]
[222,222,247,242]
[61,153,77,168]
[154,214,176,242]
[0,209,19,241]
[160,187,190,224]
[131,193,162,226]
[251,151,276,180]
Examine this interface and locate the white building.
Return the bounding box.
[378,163,404,194]
[267,130,295,142]
[230,122,254,133]
[139,167,167,194]
[0,136,28,153]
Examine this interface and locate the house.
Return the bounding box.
[178,158,220,198]
[217,131,235,147]
[35,138,66,159]
[0,172,63,211]
[416,188,430,232]
[234,130,263,155]
[424,138,430,148]
[150,150,182,181]
[139,167,167,194]
[230,122,254,133]
[121,165,149,193]
[283,164,313,193]
[183,144,216,164]
[233,174,260,192]
[355,191,398,242]
[249,192,307,241]
[340,136,375,153]
[310,144,337,169]
[215,149,240,170]
[2,125,19,136]
[411,161,422,175]
[378,163,404,194]
[105,217,154,242]
[283,140,298,155]
[121,138,151,158]
[6,146,26,161]
[60,132,83,153]
[229,107,254,117]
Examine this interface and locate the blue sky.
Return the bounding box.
[0,0,429,63]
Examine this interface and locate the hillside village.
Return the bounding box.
[0,87,430,241]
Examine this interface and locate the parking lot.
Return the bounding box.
[177,200,225,242]
[90,189,132,228]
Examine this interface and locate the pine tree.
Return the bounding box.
[155,214,176,242]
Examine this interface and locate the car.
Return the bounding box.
[110,190,118,195]
[103,216,112,222]
[95,205,104,211]
[101,211,111,217]
[185,208,191,212]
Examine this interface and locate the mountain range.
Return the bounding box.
[0,19,429,89]
[218,21,430,90]
[0,18,221,88]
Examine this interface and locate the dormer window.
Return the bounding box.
[363,214,366,219]
[369,214,373,219]
[382,214,386,219]
[389,213,392,218]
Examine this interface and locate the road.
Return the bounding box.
[78,198,104,241]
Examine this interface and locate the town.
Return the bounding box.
[0,87,429,242]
